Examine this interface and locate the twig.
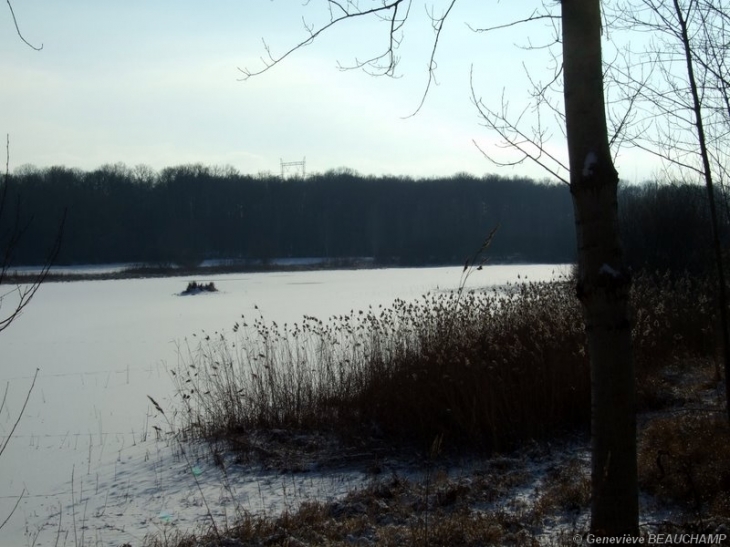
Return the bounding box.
[0,488,24,529]
[239,1,461,117]
[467,9,558,34]
[0,381,8,417]
[468,66,570,185]
[403,0,458,118]
[54,501,63,547]
[6,0,43,51]
[238,1,408,80]
[71,465,77,547]
[0,368,39,531]
[0,367,39,458]
[1,135,66,333]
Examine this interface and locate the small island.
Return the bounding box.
[181,281,217,295]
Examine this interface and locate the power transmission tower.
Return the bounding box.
[280,157,306,179]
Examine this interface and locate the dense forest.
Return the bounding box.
[1,163,727,273]
[1,164,575,267]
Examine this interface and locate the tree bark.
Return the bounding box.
[561,0,639,535]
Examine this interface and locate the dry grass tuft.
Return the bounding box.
[533,459,591,519]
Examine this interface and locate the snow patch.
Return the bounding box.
[599,263,620,278]
[582,151,598,177]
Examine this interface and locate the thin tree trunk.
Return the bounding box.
[561,0,639,535]
[672,0,730,423]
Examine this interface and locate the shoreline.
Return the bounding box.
[1,259,380,284]
[1,258,557,284]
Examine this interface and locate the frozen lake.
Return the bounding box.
[0,265,565,546]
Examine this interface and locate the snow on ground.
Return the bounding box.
[0,265,564,546]
[17,435,370,546]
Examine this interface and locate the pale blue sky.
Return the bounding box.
[1,1,655,180]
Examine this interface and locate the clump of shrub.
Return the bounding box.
[533,458,591,518]
[639,412,730,517]
[172,270,719,454]
[630,272,717,409]
[631,271,717,365]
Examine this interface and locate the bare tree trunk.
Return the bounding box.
[671,0,730,423]
[561,0,639,535]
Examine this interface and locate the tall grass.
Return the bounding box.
[172,271,717,453]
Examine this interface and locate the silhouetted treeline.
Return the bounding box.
[619,182,730,274]
[1,164,576,267]
[3,163,727,272]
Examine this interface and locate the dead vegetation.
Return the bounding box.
[172,277,591,453]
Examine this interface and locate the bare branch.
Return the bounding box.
[627,137,705,175]
[466,9,559,33]
[238,1,469,117]
[6,0,42,51]
[470,68,569,185]
[238,1,410,80]
[403,0,458,117]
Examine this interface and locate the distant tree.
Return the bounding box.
[4,163,578,266]
[619,182,720,273]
